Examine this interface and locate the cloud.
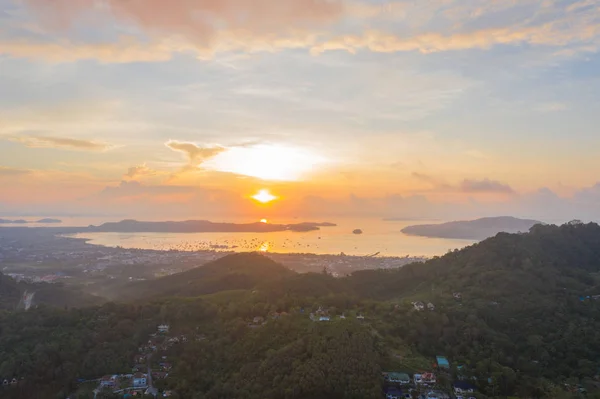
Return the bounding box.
[534,102,569,112]
[460,178,515,194]
[0,37,173,63]
[165,140,225,167]
[8,135,111,151]
[0,166,31,176]
[310,21,600,55]
[8,0,599,63]
[22,0,343,40]
[124,164,157,180]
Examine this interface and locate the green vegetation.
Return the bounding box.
[1,222,600,398]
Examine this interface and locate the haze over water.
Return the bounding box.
[69,218,476,257]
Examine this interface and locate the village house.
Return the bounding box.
[99,375,118,389]
[252,316,264,324]
[160,362,173,371]
[414,372,436,385]
[383,372,411,384]
[157,324,170,334]
[412,301,425,311]
[436,356,450,370]
[453,381,476,395]
[134,354,146,364]
[427,302,435,311]
[133,372,147,388]
[385,386,402,399]
[152,371,169,380]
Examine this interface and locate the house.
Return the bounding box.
[385,386,402,399]
[160,362,173,371]
[253,316,264,324]
[453,292,462,300]
[133,373,147,388]
[453,381,476,395]
[319,316,330,321]
[356,314,365,320]
[427,302,435,311]
[132,364,146,372]
[384,372,411,384]
[157,324,170,334]
[414,372,436,385]
[10,378,18,385]
[99,375,118,388]
[145,386,158,397]
[339,314,346,319]
[426,390,450,399]
[152,371,168,379]
[412,301,425,311]
[3,379,9,386]
[436,356,450,369]
[134,354,147,364]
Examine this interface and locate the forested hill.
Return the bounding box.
[0,273,104,310]
[119,252,295,300]
[349,221,600,301]
[2,222,600,399]
[0,272,21,309]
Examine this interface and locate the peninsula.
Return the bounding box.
[88,219,336,233]
[401,216,542,240]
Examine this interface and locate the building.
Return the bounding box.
[385,386,402,399]
[157,324,170,334]
[412,301,425,311]
[425,390,450,399]
[453,381,476,395]
[319,316,330,321]
[436,356,450,369]
[427,302,435,311]
[99,375,118,389]
[133,373,147,388]
[384,372,411,384]
[414,372,436,385]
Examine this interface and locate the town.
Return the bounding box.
[0,227,426,299]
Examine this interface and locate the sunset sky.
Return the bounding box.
[1,0,600,221]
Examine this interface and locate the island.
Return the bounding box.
[0,218,62,224]
[352,229,363,235]
[36,218,62,224]
[401,216,542,240]
[87,219,336,233]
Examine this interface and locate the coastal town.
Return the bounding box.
[0,227,426,296]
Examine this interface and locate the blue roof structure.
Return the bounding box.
[436,356,450,368]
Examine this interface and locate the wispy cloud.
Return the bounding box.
[124,164,158,180]
[0,37,172,63]
[6,0,598,62]
[165,140,225,167]
[7,135,112,151]
[460,178,515,194]
[534,102,569,113]
[0,166,31,176]
[22,0,343,40]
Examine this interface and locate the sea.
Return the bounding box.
[0,216,477,257]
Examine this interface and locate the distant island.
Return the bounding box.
[88,219,336,233]
[0,218,62,224]
[401,216,542,240]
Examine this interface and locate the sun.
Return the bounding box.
[252,189,278,204]
[260,219,268,223]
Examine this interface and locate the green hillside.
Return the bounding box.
[2,223,600,398]
[120,252,295,300]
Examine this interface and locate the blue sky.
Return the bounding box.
[1,0,600,220]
